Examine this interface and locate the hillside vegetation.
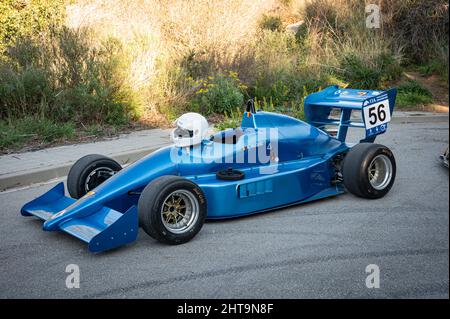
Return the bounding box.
[0,0,448,151]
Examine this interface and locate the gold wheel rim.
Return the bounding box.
[161,190,199,234]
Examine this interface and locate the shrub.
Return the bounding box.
[190,72,246,115]
[0,65,54,118]
[396,80,433,108]
[0,0,66,53]
[259,15,283,32]
[338,53,382,89]
[214,108,243,131]
[180,49,214,79]
[417,43,449,83]
[337,51,403,89]
[398,80,432,97]
[0,27,140,125]
[252,73,343,120]
[294,23,309,45]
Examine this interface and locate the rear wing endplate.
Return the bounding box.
[304,85,397,142]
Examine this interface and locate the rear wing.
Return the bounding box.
[304,85,397,142]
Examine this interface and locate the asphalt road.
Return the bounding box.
[0,121,448,299]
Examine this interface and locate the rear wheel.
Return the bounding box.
[67,154,122,199]
[138,176,207,244]
[342,143,396,199]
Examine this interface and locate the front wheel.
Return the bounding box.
[138,176,207,245]
[342,143,396,199]
[67,154,122,199]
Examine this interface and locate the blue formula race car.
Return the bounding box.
[21,85,397,253]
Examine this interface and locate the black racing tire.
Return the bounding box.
[342,143,396,199]
[138,175,207,245]
[67,154,122,199]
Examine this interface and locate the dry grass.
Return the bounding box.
[66,0,285,116]
[63,0,417,120]
[380,0,449,63]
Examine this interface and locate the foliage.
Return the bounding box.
[0,27,140,125]
[338,52,403,89]
[214,108,243,131]
[259,14,283,32]
[416,44,449,83]
[396,80,433,108]
[190,71,246,115]
[0,0,66,53]
[0,117,75,150]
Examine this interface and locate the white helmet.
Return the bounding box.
[171,112,209,147]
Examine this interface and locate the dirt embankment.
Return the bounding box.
[404,71,449,112]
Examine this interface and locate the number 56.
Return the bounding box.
[368,104,386,125]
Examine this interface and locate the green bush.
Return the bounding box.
[338,53,381,89]
[214,108,243,131]
[0,66,53,118]
[252,78,291,108]
[417,43,449,83]
[0,0,66,53]
[190,72,245,115]
[0,27,140,126]
[396,80,433,108]
[398,80,432,97]
[181,49,213,79]
[251,67,345,114]
[0,0,140,145]
[338,52,402,89]
[259,15,283,32]
[417,61,442,76]
[294,23,309,45]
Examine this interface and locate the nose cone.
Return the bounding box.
[43,209,67,230]
[43,191,99,231]
[93,145,179,196]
